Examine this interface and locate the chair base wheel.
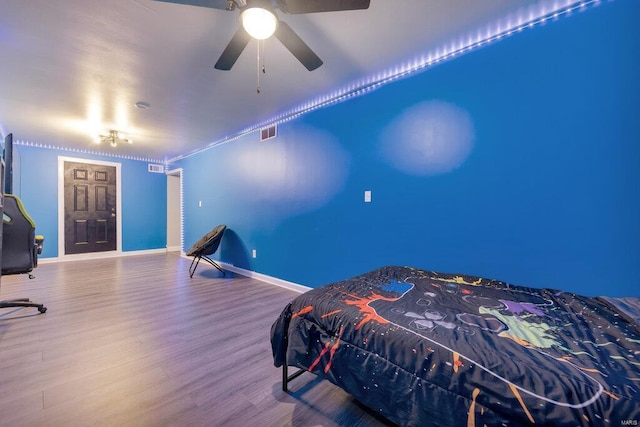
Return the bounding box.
[0,298,47,314]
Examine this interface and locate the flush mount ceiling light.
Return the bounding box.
[240,5,277,39]
[94,130,133,147]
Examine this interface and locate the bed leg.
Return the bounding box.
[282,364,289,392]
[282,364,307,392]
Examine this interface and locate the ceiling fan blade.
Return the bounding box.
[276,0,370,14]
[215,27,251,70]
[274,21,323,71]
[154,0,232,10]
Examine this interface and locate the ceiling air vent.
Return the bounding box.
[260,125,277,142]
[148,164,164,173]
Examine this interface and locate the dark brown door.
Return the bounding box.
[64,161,117,254]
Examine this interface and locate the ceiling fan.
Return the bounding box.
[156,0,370,71]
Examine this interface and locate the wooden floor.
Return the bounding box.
[0,253,395,427]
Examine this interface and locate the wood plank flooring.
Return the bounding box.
[0,253,395,427]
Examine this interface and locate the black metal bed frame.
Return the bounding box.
[282,363,307,392]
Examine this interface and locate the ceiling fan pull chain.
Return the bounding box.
[256,39,267,94]
[261,38,266,74]
[256,40,261,94]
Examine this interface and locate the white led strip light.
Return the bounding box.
[15,0,604,165]
[14,139,164,164]
[170,0,604,162]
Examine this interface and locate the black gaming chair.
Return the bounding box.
[186,224,226,278]
[1,194,47,313]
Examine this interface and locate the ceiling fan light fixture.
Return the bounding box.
[94,130,133,148]
[241,7,277,40]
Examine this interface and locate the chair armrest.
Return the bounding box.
[35,235,44,255]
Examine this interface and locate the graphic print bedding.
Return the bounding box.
[271,266,640,426]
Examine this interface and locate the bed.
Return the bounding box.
[270,266,640,426]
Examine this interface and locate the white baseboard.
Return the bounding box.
[166,246,181,252]
[39,248,169,264]
[178,254,311,294]
[219,262,312,294]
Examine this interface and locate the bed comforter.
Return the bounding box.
[270,266,640,426]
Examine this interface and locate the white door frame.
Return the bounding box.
[57,156,123,260]
[166,167,184,254]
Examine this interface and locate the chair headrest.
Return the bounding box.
[3,194,36,228]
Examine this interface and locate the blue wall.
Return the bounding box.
[180,0,639,297]
[13,145,167,257]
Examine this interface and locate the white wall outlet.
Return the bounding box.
[252,249,257,258]
[198,200,202,207]
[364,190,372,203]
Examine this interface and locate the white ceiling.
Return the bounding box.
[0,0,564,161]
